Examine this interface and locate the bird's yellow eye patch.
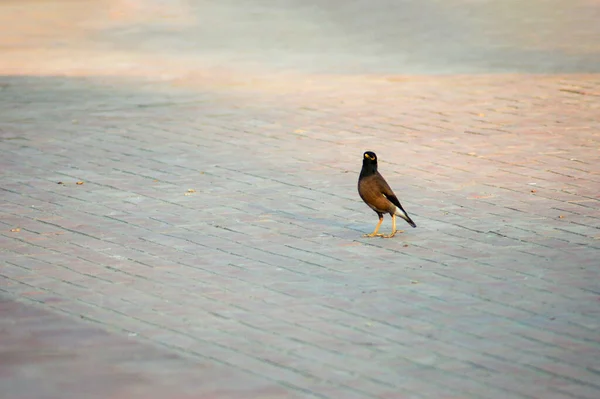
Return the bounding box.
[364,153,375,160]
[364,154,370,158]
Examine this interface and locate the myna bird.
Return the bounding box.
[358,151,416,238]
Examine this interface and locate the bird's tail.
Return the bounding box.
[395,207,417,228]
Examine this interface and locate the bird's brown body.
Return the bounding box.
[358,151,416,238]
[358,173,400,215]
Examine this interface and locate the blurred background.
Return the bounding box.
[2,0,600,79]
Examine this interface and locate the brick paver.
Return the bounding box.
[0,295,298,399]
[1,1,599,398]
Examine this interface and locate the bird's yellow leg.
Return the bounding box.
[363,215,384,237]
[383,214,397,238]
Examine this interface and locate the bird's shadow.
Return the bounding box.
[245,202,383,239]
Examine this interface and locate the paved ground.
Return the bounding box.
[1,1,599,398]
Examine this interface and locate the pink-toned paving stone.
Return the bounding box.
[0,296,305,399]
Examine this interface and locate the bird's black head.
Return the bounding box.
[363,151,377,163]
[360,151,378,177]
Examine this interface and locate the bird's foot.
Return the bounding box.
[363,233,384,238]
[382,231,397,238]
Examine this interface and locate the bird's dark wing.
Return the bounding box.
[360,172,417,227]
[359,175,391,213]
[374,172,402,208]
[359,172,403,215]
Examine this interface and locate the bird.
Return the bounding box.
[358,151,416,238]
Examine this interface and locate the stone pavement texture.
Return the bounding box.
[1,1,600,398]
